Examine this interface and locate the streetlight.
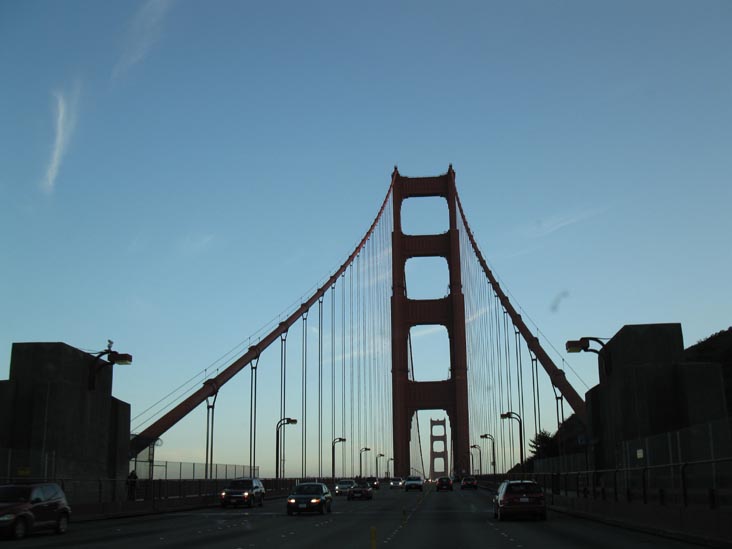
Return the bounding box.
[375,453,385,478]
[480,434,496,475]
[332,437,346,481]
[566,336,610,376]
[89,340,133,390]
[470,444,482,475]
[500,411,524,472]
[359,447,371,478]
[565,337,606,354]
[276,417,297,480]
[386,457,394,478]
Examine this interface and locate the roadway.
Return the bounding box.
[11,485,708,548]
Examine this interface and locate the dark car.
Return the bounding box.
[436,476,453,491]
[220,478,265,507]
[460,476,478,490]
[365,477,380,490]
[403,475,423,491]
[286,482,332,515]
[0,483,71,540]
[347,480,373,500]
[493,480,546,521]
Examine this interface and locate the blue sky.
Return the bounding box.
[1,1,730,476]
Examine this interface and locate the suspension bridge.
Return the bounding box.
[128,166,587,479]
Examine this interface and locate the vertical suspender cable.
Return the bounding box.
[249,354,259,478]
[318,296,324,477]
[279,330,288,478]
[356,253,362,459]
[341,272,346,473]
[350,263,355,476]
[514,327,526,465]
[530,352,540,437]
[331,282,336,456]
[301,311,308,477]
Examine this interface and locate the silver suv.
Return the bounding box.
[335,479,356,496]
[403,476,423,491]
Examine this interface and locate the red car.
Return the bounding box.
[493,480,546,521]
[0,483,71,540]
[347,481,373,500]
[436,477,453,491]
[460,476,478,489]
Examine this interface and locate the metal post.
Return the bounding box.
[332,438,346,482]
[471,445,482,475]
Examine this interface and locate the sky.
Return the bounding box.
[1,1,731,477]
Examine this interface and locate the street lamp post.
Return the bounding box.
[566,336,610,377]
[276,418,297,482]
[480,434,496,475]
[375,453,385,478]
[500,412,524,472]
[332,437,346,482]
[386,457,394,478]
[359,447,371,478]
[470,444,482,475]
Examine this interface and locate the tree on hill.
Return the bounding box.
[529,429,559,459]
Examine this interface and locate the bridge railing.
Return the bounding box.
[518,456,732,509]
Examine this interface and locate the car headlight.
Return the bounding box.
[0,514,16,522]
[310,498,321,504]
[243,492,249,497]
[287,498,296,503]
[220,492,226,497]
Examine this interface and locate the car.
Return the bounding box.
[347,480,373,500]
[389,477,403,489]
[286,482,332,515]
[365,477,380,490]
[220,478,265,507]
[436,476,453,491]
[403,475,423,491]
[335,478,356,496]
[460,476,478,490]
[493,480,546,521]
[0,483,71,540]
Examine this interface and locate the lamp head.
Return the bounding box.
[285,418,298,425]
[107,351,133,365]
[565,338,590,353]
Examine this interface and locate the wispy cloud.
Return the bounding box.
[177,234,215,255]
[112,0,174,80]
[525,208,604,239]
[42,84,80,193]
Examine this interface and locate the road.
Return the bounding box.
[10,485,706,548]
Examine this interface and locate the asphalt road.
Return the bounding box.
[8,486,708,548]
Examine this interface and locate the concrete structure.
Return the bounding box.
[585,324,732,469]
[390,167,471,477]
[0,342,130,482]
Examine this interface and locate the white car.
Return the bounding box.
[335,478,356,496]
[403,476,423,491]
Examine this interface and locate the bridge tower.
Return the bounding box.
[391,166,470,478]
[428,418,449,480]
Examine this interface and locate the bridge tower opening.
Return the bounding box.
[390,166,471,478]
[428,418,449,479]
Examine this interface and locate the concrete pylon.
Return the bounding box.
[391,166,470,478]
